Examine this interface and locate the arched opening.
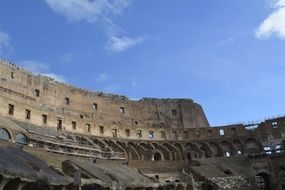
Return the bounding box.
[233,139,244,155]
[16,133,28,145]
[174,143,185,160]
[245,138,260,155]
[153,152,162,161]
[152,143,171,160]
[197,142,212,158]
[81,183,105,190]
[255,172,273,190]
[176,184,184,190]
[4,178,21,190]
[185,143,195,160]
[208,142,223,157]
[0,128,11,141]
[221,141,234,157]
[187,152,192,161]
[128,146,140,160]
[202,183,215,190]
[22,179,51,190]
[163,143,180,160]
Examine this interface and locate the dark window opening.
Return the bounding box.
[172,109,177,116]
[187,153,192,161]
[224,170,233,175]
[25,109,31,120]
[120,107,125,114]
[64,97,70,105]
[80,114,84,119]
[99,126,104,134]
[35,89,40,97]
[11,72,15,79]
[42,114,47,124]
[43,84,48,91]
[153,152,162,161]
[93,103,97,111]
[8,104,14,115]
[57,118,62,131]
[126,129,130,137]
[155,175,159,181]
[134,121,138,125]
[72,121,76,130]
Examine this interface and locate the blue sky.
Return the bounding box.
[0,0,284,126]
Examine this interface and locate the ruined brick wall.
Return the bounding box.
[0,60,210,141]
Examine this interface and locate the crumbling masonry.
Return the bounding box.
[0,59,284,190]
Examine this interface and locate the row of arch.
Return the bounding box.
[0,126,281,161]
[0,128,28,145]
[107,137,269,161]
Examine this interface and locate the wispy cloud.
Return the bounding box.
[106,36,144,52]
[130,78,138,88]
[45,0,132,23]
[60,53,74,63]
[97,73,110,82]
[219,37,235,45]
[0,31,11,55]
[19,60,66,82]
[102,84,121,93]
[255,0,285,39]
[45,0,144,52]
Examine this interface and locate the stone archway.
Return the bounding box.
[0,128,11,141]
[245,138,260,155]
[153,152,162,161]
[255,172,274,190]
[16,133,28,145]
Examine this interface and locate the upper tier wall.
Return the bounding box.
[0,60,210,139]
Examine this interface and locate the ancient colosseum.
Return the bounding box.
[0,59,284,190]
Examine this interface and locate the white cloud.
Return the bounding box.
[40,73,66,82]
[60,53,74,63]
[45,0,132,23]
[19,60,66,82]
[102,84,121,93]
[255,0,285,39]
[219,37,235,45]
[130,78,138,88]
[106,36,144,52]
[97,73,110,82]
[45,0,144,52]
[0,31,10,55]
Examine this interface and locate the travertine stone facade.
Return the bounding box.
[0,60,209,141]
